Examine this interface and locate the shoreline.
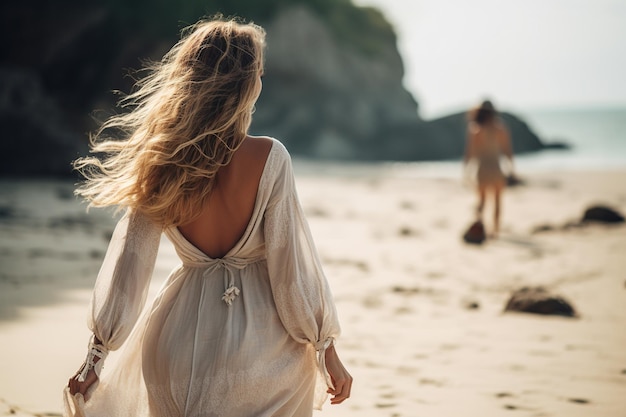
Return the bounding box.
[1,167,625,416]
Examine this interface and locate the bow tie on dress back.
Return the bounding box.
[183,256,264,306]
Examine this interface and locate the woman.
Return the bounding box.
[464,100,515,237]
[65,18,352,417]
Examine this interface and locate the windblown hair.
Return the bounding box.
[74,18,266,227]
[468,99,497,125]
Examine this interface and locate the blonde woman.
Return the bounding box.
[464,100,515,237]
[65,18,352,417]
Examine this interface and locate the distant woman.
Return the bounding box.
[65,17,352,417]
[464,100,515,237]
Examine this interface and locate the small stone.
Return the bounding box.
[462,220,486,245]
[568,398,590,404]
[582,205,625,223]
[504,287,577,317]
[462,299,480,310]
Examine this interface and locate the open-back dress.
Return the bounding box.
[63,139,341,417]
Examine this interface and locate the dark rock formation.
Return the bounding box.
[542,140,571,150]
[504,287,577,318]
[391,111,545,161]
[582,205,625,224]
[0,69,86,176]
[0,1,555,176]
[0,3,157,177]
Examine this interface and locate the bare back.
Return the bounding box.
[465,121,514,189]
[466,121,513,162]
[177,136,274,258]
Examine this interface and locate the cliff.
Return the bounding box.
[0,1,548,176]
[252,5,421,159]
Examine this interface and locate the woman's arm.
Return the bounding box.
[263,142,349,407]
[464,123,478,164]
[67,209,161,397]
[498,123,515,174]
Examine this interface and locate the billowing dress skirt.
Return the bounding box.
[63,139,340,417]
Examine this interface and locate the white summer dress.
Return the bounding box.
[63,139,341,417]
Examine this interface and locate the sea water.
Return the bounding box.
[516,106,626,171]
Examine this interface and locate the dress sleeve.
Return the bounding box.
[88,209,161,351]
[263,144,341,405]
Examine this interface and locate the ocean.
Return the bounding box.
[294,106,626,179]
[516,107,626,170]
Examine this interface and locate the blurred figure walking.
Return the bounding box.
[464,100,515,237]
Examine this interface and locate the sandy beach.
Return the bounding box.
[1,167,625,417]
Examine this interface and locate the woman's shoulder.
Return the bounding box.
[242,135,272,151]
[467,121,482,136]
[245,135,291,161]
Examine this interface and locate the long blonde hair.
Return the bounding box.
[74,18,266,227]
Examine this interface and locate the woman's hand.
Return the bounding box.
[68,335,106,397]
[68,365,98,397]
[324,344,353,405]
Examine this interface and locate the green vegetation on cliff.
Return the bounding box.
[97,0,395,54]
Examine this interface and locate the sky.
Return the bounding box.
[353,0,626,118]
